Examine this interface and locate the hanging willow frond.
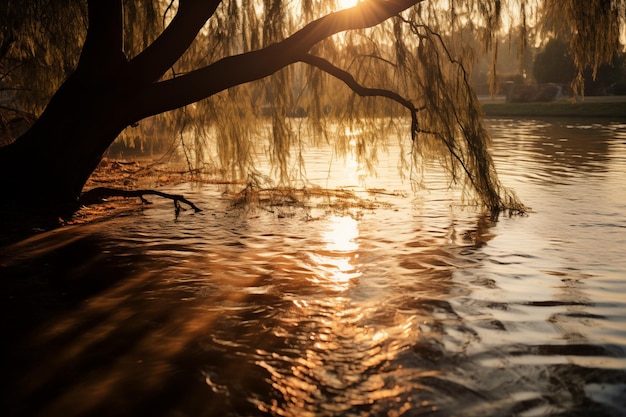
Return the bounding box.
[540,0,625,95]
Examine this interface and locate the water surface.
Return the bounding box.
[2,118,625,417]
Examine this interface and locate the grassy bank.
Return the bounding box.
[481,99,626,118]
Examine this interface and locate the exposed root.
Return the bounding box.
[79,187,202,217]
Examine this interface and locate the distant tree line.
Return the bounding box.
[470,30,626,98]
[533,38,626,96]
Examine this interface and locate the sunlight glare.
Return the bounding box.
[336,0,359,11]
[304,215,362,292]
[323,215,359,252]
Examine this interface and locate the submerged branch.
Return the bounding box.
[79,187,202,215]
[300,53,421,140]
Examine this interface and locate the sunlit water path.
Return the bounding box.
[2,118,625,417]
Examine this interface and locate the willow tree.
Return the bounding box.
[0,0,624,216]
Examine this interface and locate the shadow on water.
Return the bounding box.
[1,223,246,417]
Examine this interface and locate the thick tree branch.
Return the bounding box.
[286,0,424,50]
[300,53,421,140]
[77,0,125,76]
[132,0,425,119]
[127,0,223,83]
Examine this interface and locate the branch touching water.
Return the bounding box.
[79,187,202,217]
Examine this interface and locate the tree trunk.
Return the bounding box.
[0,71,133,216]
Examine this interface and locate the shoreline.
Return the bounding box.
[480,96,626,119]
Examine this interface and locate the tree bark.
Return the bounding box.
[0,71,133,214]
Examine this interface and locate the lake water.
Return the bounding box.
[2,118,625,417]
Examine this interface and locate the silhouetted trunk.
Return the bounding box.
[0,71,136,214]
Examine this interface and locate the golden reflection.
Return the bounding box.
[254,299,423,416]
[323,215,359,252]
[308,215,362,291]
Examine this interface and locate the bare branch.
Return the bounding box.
[126,0,223,83]
[300,53,421,140]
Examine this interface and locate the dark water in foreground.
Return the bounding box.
[2,119,626,417]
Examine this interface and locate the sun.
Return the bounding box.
[336,0,359,10]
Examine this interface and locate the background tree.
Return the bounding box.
[468,27,535,96]
[532,38,575,86]
[533,38,626,95]
[0,0,624,217]
[539,0,626,95]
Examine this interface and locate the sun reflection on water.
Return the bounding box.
[323,215,359,252]
[254,297,424,416]
[307,215,362,291]
[250,209,446,415]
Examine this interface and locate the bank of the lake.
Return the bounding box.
[481,96,626,118]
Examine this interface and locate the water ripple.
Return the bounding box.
[3,119,626,416]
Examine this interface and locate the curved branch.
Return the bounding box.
[300,53,421,140]
[126,0,223,83]
[132,0,425,119]
[285,0,424,50]
[77,0,124,75]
